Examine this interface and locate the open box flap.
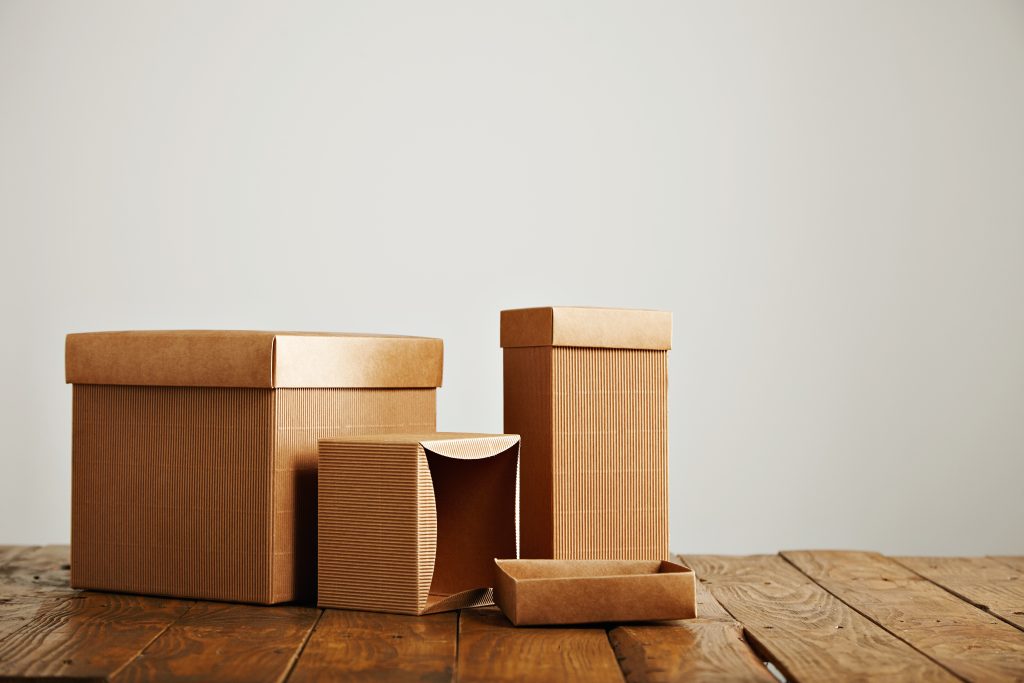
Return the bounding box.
[423,588,495,614]
[418,435,519,614]
[421,434,520,460]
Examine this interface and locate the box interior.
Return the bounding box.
[424,442,519,604]
[498,559,684,581]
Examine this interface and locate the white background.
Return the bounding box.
[2,1,1022,554]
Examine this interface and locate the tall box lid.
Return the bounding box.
[65,330,443,388]
[500,307,672,350]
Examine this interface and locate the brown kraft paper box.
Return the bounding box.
[66,330,443,604]
[317,433,519,615]
[501,306,672,560]
[493,559,696,626]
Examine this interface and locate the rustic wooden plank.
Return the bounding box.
[0,591,192,680]
[287,608,456,683]
[992,556,1024,574]
[0,546,33,568]
[0,545,72,594]
[457,606,623,683]
[610,621,776,683]
[111,602,320,683]
[605,553,775,682]
[684,554,956,682]
[690,566,734,622]
[783,550,1024,682]
[0,544,78,643]
[896,556,1024,631]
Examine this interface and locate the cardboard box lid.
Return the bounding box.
[65,330,443,388]
[500,307,672,350]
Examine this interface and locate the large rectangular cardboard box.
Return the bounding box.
[502,307,671,560]
[66,330,443,604]
[318,433,519,615]
[493,559,695,625]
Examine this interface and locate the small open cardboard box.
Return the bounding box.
[493,559,696,626]
[318,433,519,615]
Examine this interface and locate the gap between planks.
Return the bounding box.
[287,608,457,682]
[7,549,1024,683]
[271,606,324,683]
[109,601,321,683]
[456,606,623,683]
[894,556,1024,632]
[781,550,1024,682]
[0,547,323,683]
[0,545,200,681]
[686,553,958,682]
[603,554,779,683]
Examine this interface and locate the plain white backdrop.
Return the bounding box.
[1,1,1022,554]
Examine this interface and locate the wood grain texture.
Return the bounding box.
[896,556,1024,630]
[684,554,956,682]
[993,557,1024,574]
[0,545,72,595]
[457,607,623,683]
[605,553,775,682]
[784,550,1024,682]
[693,571,734,622]
[0,547,32,568]
[288,609,456,683]
[0,545,78,642]
[610,621,775,683]
[0,591,191,681]
[2,547,1024,682]
[111,602,320,683]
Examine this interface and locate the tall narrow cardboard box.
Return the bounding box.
[66,330,443,604]
[501,307,671,560]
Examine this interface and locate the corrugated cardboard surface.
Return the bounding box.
[501,307,672,350]
[72,385,276,603]
[72,385,436,604]
[503,347,554,558]
[492,559,695,626]
[503,307,670,561]
[272,389,436,602]
[551,347,668,559]
[66,330,443,388]
[318,433,519,615]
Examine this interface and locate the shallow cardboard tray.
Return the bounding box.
[493,559,696,626]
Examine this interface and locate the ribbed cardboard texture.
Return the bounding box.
[67,331,442,604]
[492,559,695,626]
[318,433,519,615]
[502,307,670,560]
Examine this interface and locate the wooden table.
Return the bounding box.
[1,547,1023,681]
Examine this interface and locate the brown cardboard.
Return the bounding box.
[67,330,442,604]
[492,559,696,626]
[500,306,672,350]
[317,433,519,615]
[66,330,443,388]
[502,306,671,560]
